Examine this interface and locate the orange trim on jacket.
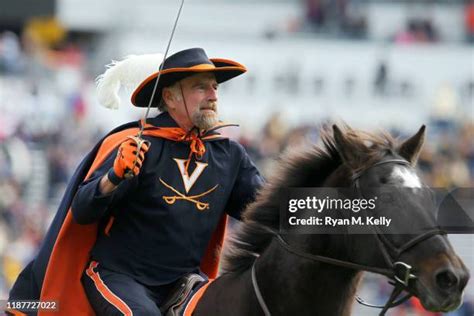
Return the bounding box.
[86,261,133,315]
[37,126,228,315]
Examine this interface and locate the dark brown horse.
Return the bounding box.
[192,125,470,316]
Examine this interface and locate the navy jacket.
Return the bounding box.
[71,112,264,285]
[8,112,263,315]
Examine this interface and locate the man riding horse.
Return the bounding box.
[8,48,264,315]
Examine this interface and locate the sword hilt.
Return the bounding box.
[123,135,150,180]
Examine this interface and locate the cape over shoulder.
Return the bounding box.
[8,119,229,315]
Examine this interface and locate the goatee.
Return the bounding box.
[192,110,219,130]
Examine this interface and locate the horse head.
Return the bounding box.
[221,124,469,316]
[329,125,470,313]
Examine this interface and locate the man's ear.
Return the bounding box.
[162,88,176,110]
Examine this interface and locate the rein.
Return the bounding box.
[251,159,446,316]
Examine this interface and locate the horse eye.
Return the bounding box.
[380,177,388,184]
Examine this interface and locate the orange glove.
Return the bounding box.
[108,136,150,185]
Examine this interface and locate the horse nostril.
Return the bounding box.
[435,269,459,291]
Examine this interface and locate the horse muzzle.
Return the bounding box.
[416,265,470,312]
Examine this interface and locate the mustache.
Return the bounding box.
[199,102,217,111]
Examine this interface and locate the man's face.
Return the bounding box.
[165,72,219,130]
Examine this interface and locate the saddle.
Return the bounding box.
[160,273,207,316]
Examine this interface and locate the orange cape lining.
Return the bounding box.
[37,127,227,315]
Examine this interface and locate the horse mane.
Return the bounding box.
[221,125,396,274]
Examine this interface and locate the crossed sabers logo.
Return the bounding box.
[159,158,218,211]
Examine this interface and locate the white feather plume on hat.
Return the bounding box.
[95,53,164,109]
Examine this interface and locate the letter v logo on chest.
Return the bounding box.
[173,158,208,193]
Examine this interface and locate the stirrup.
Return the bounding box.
[160,273,206,316]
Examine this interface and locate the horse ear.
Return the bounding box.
[333,125,363,169]
[397,125,426,165]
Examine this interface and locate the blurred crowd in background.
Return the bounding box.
[0,0,473,315]
[302,0,474,43]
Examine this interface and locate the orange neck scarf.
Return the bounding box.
[140,121,235,175]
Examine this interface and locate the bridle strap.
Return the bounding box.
[372,228,397,269]
[372,225,446,266]
[352,159,411,182]
[350,158,446,314]
[251,262,272,316]
[352,158,446,262]
[276,235,394,277]
[380,285,409,315]
[252,234,415,316]
[396,229,446,256]
[356,289,412,310]
[254,231,446,316]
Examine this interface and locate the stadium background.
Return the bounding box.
[0,0,473,314]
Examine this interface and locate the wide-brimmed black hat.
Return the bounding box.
[131,48,246,107]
